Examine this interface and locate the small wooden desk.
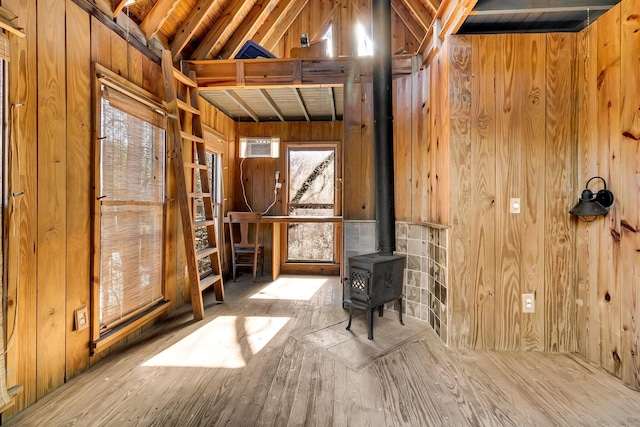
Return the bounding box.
[225,215,343,280]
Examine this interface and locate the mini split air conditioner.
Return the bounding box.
[239,137,280,158]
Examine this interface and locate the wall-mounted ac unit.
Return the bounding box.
[239,137,280,158]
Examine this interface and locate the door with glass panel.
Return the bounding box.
[286,145,337,262]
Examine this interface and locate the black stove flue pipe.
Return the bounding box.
[372,0,395,256]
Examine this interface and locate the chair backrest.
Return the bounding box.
[228,211,261,250]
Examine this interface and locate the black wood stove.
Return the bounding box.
[346,253,406,339]
[344,0,406,340]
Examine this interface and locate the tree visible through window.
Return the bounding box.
[287,147,336,262]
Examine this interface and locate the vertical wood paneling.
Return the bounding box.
[343,78,362,219]
[37,0,67,397]
[619,0,640,388]
[90,17,111,68]
[470,35,496,349]
[4,0,38,415]
[361,82,374,219]
[65,0,91,380]
[393,76,411,221]
[448,36,472,348]
[544,33,576,353]
[519,34,545,352]
[575,21,600,362]
[596,5,622,377]
[410,67,429,223]
[494,34,523,351]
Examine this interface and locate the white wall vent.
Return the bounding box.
[239,137,280,158]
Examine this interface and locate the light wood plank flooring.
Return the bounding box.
[5,275,640,426]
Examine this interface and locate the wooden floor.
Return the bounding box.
[6,275,640,426]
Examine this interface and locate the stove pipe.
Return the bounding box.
[372,0,395,256]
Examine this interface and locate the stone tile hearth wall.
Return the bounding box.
[393,223,449,345]
[343,220,449,345]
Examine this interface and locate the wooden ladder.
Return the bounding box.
[162,50,224,320]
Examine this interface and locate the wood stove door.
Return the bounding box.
[349,266,371,303]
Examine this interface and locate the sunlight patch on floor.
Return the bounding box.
[142,316,290,368]
[249,276,327,301]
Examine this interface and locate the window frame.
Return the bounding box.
[90,64,171,352]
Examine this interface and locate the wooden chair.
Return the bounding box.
[228,211,264,282]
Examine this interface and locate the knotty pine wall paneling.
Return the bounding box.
[544,33,576,353]
[4,0,38,415]
[393,75,412,221]
[619,0,640,390]
[448,35,472,349]
[575,0,640,388]
[65,0,92,381]
[469,35,497,350]
[410,67,429,223]
[595,5,622,379]
[36,0,67,398]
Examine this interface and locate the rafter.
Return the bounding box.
[226,90,260,122]
[258,89,286,121]
[112,0,127,18]
[425,0,441,16]
[293,88,311,121]
[391,0,427,41]
[251,0,308,51]
[170,0,221,60]
[219,0,281,59]
[401,0,434,29]
[139,0,181,40]
[191,0,258,60]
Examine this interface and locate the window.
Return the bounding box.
[356,22,373,56]
[194,134,224,274]
[93,68,167,337]
[286,145,337,262]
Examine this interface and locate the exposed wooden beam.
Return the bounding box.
[191,0,257,60]
[112,0,127,18]
[419,0,476,67]
[327,87,336,122]
[170,0,221,60]
[424,0,441,15]
[251,0,308,50]
[401,0,434,29]
[140,0,181,40]
[226,90,260,122]
[218,0,281,59]
[391,0,427,42]
[293,88,310,121]
[258,89,286,121]
[71,0,161,64]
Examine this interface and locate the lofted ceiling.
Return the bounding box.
[104,0,620,122]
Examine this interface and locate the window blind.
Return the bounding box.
[98,86,166,331]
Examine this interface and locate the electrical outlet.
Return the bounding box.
[522,293,535,313]
[74,306,89,331]
[510,198,521,214]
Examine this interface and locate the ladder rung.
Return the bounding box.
[177,98,201,115]
[181,131,204,144]
[185,162,207,170]
[188,192,211,198]
[194,220,216,228]
[199,274,222,292]
[173,68,197,88]
[196,246,218,260]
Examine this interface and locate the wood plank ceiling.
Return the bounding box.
[105,0,620,122]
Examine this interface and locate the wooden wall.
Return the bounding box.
[234,121,342,270]
[268,0,417,58]
[575,0,640,390]
[1,0,235,418]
